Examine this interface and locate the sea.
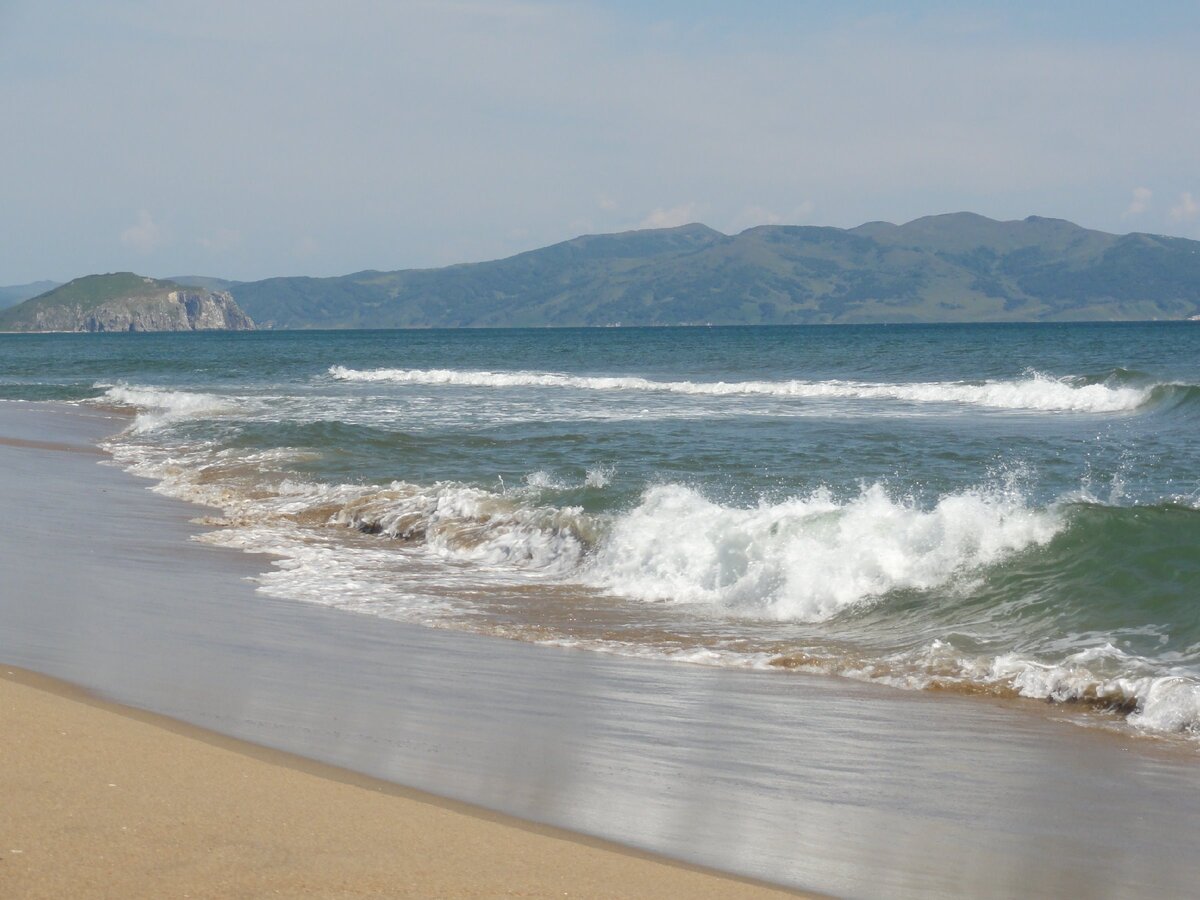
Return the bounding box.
[3,323,1198,740]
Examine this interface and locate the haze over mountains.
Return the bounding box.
[194,212,1200,327]
[0,281,61,309]
[6,213,1200,330]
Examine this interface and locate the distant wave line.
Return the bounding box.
[327,366,1152,413]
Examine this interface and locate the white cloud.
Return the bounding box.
[119,210,163,252]
[1123,187,1152,217]
[637,203,700,229]
[731,205,782,228]
[790,199,817,221]
[1169,191,1198,222]
[8,2,1200,280]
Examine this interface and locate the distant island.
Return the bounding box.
[5,213,1199,331]
[0,274,255,333]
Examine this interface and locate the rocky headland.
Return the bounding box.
[0,273,255,333]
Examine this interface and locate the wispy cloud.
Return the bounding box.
[7,2,1200,281]
[1122,186,1152,217]
[119,210,164,252]
[728,205,783,232]
[1169,191,1198,222]
[792,200,816,221]
[637,203,699,229]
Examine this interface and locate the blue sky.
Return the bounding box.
[2,1,1198,282]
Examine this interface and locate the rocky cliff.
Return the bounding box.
[56,288,255,332]
[0,274,255,333]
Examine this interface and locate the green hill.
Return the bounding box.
[225,213,1200,328]
[0,273,255,332]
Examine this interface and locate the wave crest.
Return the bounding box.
[981,645,1200,735]
[585,482,1063,621]
[96,384,238,431]
[328,366,1153,413]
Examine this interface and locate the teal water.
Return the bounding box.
[3,323,1198,736]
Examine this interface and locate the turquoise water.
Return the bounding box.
[3,323,1198,736]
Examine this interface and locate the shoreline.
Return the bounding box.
[4,400,1200,897]
[0,401,810,897]
[2,662,802,898]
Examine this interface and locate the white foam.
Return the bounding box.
[982,646,1200,735]
[524,470,569,490]
[201,524,460,622]
[524,467,615,490]
[94,405,1200,738]
[96,384,238,431]
[1128,677,1200,734]
[331,481,592,574]
[585,465,615,488]
[328,366,1151,413]
[585,482,1063,621]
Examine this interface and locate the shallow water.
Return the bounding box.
[2,402,1200,899]
[2,323,1198,737]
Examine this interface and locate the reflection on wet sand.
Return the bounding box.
[2,402,1199,898]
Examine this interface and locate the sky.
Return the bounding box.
[2,1,1199,283]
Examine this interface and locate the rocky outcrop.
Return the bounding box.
[61,289,256,332]
[1,279,255,333]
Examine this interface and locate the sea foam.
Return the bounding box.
[94,376,1198,737]
[98,384,238,431]
[330,480,592,573]
[102,411,1200,736]
[983,646,1200,735]
[585,482,1063,621]
[328,366,1151,413]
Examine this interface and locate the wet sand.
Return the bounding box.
[1,665,798,899]
[2,401,1200,898]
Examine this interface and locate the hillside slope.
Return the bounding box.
[226,214,1200,328]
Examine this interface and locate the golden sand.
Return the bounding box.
[0,666,806,899]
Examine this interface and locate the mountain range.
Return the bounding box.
[5,213,1200,330]
[0,281,61,309]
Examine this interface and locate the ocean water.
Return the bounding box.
[3,323,1198,739]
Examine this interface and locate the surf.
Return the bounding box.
[328,365,1159,413]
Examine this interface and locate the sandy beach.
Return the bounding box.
[0,403,807,898]
[0,665,799,899]
[2,400,1200,899]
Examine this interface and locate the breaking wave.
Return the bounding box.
[95,380,1200,739]
[584,482,1062,621]
[96,384,240,432]
[983,648,1200,735]
[328,366,1163,413]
